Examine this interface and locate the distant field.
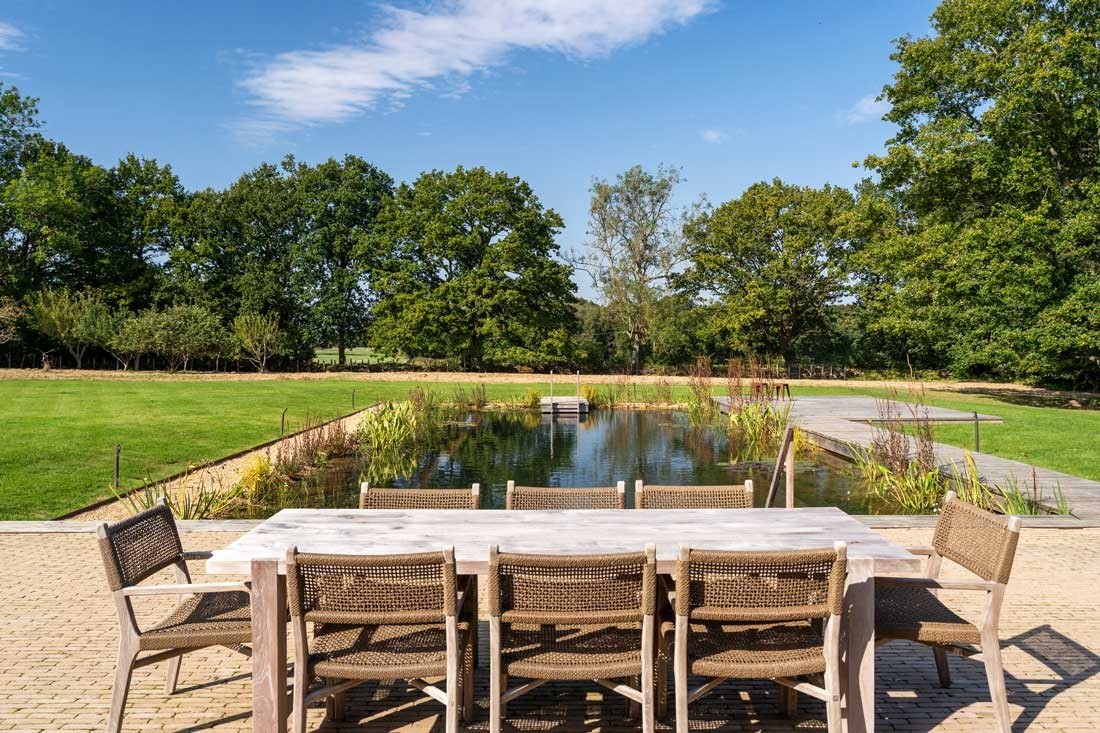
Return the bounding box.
[312,347,403,365]
[0,375,1096,519]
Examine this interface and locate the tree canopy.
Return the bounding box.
[855,0,1100,385]
[370,167,576,370]
[683,179,856,362]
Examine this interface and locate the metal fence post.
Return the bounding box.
[281,407,289,436]
[974,411,980,452]
[114,444,121,491]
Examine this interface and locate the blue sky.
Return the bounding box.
[1,0,935,290]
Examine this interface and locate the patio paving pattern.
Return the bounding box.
[1,525,1098,732]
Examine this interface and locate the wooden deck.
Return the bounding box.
[716,396,1100,524]
[540,395,589,413]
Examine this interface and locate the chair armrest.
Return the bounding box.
[876,576,995,592]
[121,581,250,597]
[905,546,937,556]
[182,550,214,561]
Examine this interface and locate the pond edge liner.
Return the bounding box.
[52,402,382,520]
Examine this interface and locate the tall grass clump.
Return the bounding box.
[687,356,718,424]
[357,390,448,484]
[727,401,791,462]
[118,465,239,520]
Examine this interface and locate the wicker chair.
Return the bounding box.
[359,482,481,510]
[667,543,848,733]
[488,545,658,733]
[634,481,754,509]
[286,546,476,733]
[96,499,252,733]
[875,491,1022,732]
[505,480,626,510]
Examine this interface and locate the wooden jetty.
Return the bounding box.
[540,395,589,414]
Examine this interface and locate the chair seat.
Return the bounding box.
[140,591,252,650]
[310,622,470,680]
[875,584,981,645]
[662,620,827,678]
[503,623,643,680]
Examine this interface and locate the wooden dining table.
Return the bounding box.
[206,507,920,733]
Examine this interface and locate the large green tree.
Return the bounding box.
[575,165,684,373]
[2,143,179,306]
[855,0,1100,386]
[371,166,575,370]
[292,156,393,365]
[167,159,309,357]
[682,179,856,361]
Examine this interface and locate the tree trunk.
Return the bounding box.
[338,336,346,366]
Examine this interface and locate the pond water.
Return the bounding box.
[241,409,895,516]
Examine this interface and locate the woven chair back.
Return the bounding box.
[98,502,183,591]
[489,550,655,625]
[636,484,753,509]
[675,547,847,622]
[507,485,624,510]
[933,497,1019,584]
[286,550,457,625]
[359,486,479,510]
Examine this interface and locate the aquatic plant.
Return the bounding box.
[118,466,239,520]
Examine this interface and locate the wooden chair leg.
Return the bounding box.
[657,626,669,719]
[463,638,475,723]
[107,646,136,733]
[446,639,460,733]
[981,632,1012,733]
[933,647,952,688]
[326,688,346,722]
[291,666,308,733]
[674,619,689,733]
[778,684,798,718]
[642,658,655,733]
[164,654,182,695]
[627,675,641,717]
[490,615,504,733]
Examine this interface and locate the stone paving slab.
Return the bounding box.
[1,527,1098,732]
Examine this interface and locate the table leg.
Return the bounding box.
[841,558,875,733]
[250,559,288,733]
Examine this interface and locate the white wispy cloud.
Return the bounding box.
[238,0,715,132]
[844,94,889,124]
[0,21,23,52]
[700,128,727,144]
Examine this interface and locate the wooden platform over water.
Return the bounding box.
[716,395,1100,523]
[540,395,589,414]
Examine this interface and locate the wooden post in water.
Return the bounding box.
[785,437,796,509]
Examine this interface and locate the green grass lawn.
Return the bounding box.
[0,378,578,519]
[1,376,1096,520]
[312,346,399,365]
[793,385,1100,482]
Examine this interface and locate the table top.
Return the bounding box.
[206,507,919,575]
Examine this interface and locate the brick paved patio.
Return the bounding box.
[2,526,1097,732]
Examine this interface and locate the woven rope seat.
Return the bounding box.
[502,623,644,680]
[875,584,980,645]
[507,485,624,510]
[310,621,471,680]
[140,591,252,650]
[359,486,479,510]
[636,484,753,510]
[664,620,827,678]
